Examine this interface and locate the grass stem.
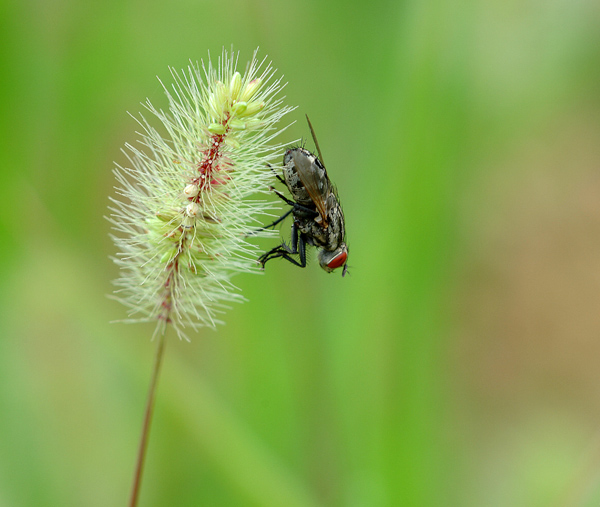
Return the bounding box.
[129,329,167,507]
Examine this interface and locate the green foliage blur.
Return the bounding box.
[2,0,600,505]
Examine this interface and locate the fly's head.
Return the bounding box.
[318,242,349,276]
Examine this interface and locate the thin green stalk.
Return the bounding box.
[129,330,167,507]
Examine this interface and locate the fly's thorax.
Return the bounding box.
[324,198,345,248]
[293,193,345,248]
[297,216,327,246]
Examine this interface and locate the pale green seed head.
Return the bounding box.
[108,48,296,339]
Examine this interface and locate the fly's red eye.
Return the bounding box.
[327,252,347,269]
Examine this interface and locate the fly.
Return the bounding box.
[258,115,349,276]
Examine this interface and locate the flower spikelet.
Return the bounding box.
[109,49,294,339]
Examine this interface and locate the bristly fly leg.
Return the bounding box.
[269,187,318,216]
[260,208,293,230]
[258,222,307,269]
[249,187,318,235]
[267,163,287,187]
[247,188,294,236]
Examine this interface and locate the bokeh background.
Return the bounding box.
[2,0,600,505]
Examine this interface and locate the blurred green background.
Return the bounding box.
[2,0,600,505]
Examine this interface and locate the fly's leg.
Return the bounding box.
[270,187,318,217]
[258,224,307,269]
[258,221,300,265]
[260,208,293,230]
[258,238,307,269]
[247,207,293,237]
[249,188,318,236]
[267,163,287,187]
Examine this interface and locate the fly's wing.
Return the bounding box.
[292,150,331,225]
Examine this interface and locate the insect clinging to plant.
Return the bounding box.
[259,116,349,276]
